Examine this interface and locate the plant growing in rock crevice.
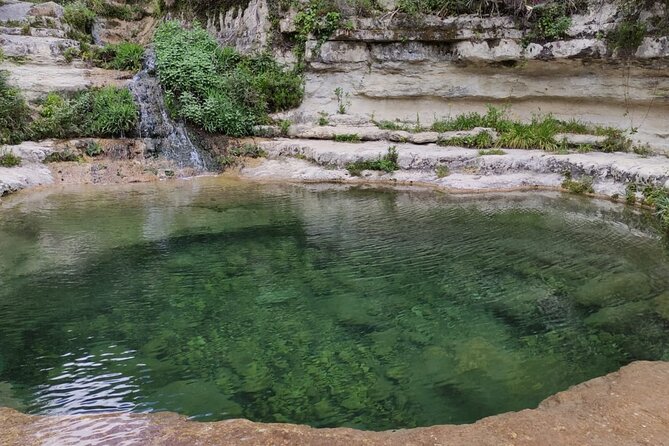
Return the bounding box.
[562,172,594,195]
[334,133,361,142]
[346,146,399,176]
[216,143,266,169]
[0,149,21,167]
[0,71,31,145]
[334,87,351,114]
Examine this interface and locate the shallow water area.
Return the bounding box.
[0,178,668,431]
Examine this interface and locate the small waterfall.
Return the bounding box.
[129,50,212,171]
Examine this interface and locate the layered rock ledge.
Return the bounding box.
[241,138,669,199]
[1,361,668,445]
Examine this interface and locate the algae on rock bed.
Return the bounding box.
[0,182,668,430]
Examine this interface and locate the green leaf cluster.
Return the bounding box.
[0,148,21,167]
[30,87,138,140]
[525,3,573,42]
[93,42,144,72]
[346,146,399,176]
[154,21,303,137]
[428,105,634,153]
[0,71,31,145]
[63,1,96,42]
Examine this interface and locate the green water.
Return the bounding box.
[0,179,668,430]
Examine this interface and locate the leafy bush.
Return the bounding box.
[86,0,137,20]
[562,173,594,194]
[85,140,103,157]
[64,1,96,41]
[94,43,144,71]
[154,21,303,137]
[0,71,31,145]
[30,87,138,139]
[0,149,21,167]
[88,86,138,136]
[295,2,342,44]
[608,21,647,53]
[525,3,573,42]
[435,164,450,178]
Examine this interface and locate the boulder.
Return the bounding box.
[27,1,64,18]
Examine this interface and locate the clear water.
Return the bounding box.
[0,179,668,431]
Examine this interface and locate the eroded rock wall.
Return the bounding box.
[200,0,669,152]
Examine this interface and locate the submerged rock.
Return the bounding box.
[571,273,653,307]
[584,300,653,332]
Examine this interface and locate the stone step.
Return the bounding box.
[255,138,669,190]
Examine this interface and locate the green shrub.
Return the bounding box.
[86,0,136,20]
[0,149,21,167]
[435,164,450,178]
[562,173,594,195]
[626,183,637,204]
[154,21,303,137]
[295,2,342,45]
[625,184,669,233]
[90,87,139,136]
[608,21,647,53]
[333,133,361,142]
[346,146,399,176]
[279,120,291,136]
[525,3,572,42]
[0,71,31,145]
[85,140,103,157]
[94,43,144,71]
[64,1,96,41]
[63,46,80,63]
[30,87,138,139]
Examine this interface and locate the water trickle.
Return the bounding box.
[129,50,212,171]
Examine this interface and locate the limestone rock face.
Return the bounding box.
[205,0,272,54]
[27,2,64,19]
[0,142,55,197]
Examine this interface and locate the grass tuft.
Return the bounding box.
[346,146,399,176]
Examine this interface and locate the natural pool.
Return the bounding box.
[0,179,668,431]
